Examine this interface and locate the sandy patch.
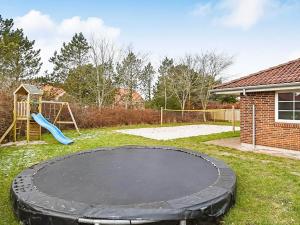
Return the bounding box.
[117,125,238,140]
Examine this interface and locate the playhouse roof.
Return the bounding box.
[14,84,44,96]
[212,58,300,94]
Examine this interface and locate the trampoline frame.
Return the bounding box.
[11,146,236,225]
[78,218,156,224]
[78,218,186,225]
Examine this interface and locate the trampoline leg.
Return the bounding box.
[179,220,186,225]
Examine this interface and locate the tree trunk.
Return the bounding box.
[164,76,167,109]
[181,98,186,118]
[95,63,102,108]
[129,87,133,109]
[164,87,167,109]
[147,80,151,101]
[202,102,207,122]
[203,111,207,122]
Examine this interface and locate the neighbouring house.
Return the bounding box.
[113,88,144,109]
[42,85,66,101]
[212,58,300,151]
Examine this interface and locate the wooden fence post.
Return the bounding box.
[160,107,163,126]
[26,94,30,142]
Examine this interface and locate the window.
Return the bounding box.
[276,92,300,122]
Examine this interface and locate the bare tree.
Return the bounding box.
[167,52,232,120]
[90,36,117,108]
[194,51,233,120]
[168,55,197,115]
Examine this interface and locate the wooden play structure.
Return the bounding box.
[0,84,80,144]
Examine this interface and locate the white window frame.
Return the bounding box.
[275,91,300,124]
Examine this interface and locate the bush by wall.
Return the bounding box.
[60,105,161,128]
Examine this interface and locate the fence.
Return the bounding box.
[211,108,240,122]
[160,107,240,131]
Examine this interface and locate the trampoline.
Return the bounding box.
[11,146,236,225]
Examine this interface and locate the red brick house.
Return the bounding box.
[113,88,144,109]
[212,58,300,151]
[42,85,66,100]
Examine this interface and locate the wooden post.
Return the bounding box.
[232,105,235,133]
[13,93,17,142]
[53,104,63,124]
[0,119,16,144]
[26,94,31,142]
[66,103,80,134]
[38,96,42,140]
[160,107,163,126]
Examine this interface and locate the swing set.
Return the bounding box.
[0,84,80,144]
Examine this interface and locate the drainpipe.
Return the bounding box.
[252,104,256,149]
[243,88,246,96]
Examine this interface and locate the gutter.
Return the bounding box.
[211,82,300,95]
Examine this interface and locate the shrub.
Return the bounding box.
[51,105,161,129]
[0,92,13,141]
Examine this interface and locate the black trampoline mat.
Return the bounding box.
[33,147,218,205]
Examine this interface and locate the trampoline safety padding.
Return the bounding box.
[11,146,236,225]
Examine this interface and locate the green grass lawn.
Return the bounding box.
[1,125,300,225]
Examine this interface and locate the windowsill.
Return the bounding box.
[275,121,300,128]
[275,119,300,124]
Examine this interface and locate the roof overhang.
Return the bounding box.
[211,82,300,95]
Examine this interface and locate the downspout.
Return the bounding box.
[252,104,256,149]
[242,89,256,149]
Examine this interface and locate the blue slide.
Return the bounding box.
[31,113,74,145]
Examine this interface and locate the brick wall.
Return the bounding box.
[240,91,300,151]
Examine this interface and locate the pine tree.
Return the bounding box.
[49,32,90,83]
[140,62,155,101]
[116,51,143,109]
[0,15,42,88]
[64,64,96,104]
[157,57,174,109]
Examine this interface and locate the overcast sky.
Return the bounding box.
[1,0,300,82]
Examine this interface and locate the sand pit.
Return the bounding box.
[117,124,239,140]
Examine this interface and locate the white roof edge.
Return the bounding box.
[211,82,300,95]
